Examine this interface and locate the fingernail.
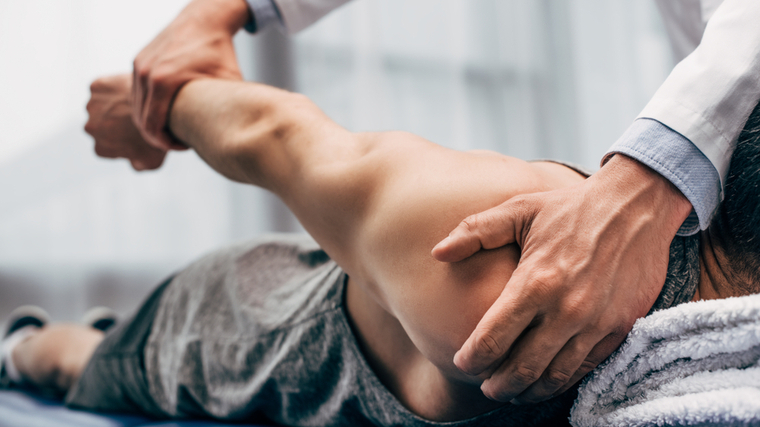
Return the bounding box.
[453,349,464,368]
[453,349,477,375]
[432,236,449,253]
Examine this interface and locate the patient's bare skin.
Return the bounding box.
[12,325,103,393]
[693,228,752,302]
[21,75,741,421]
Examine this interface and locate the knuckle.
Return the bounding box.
[532,269,560,286]
[559,298,592,324]
[134,59,149,80]
[511,363,542,386]
[578,358,599,373]
[89,79,102,93]
[151,69,170,87]
[150,66,176,90]
[471,330,503,359]
[597,317,634,341]
[507,193,530,208]
[542,367,573,389]
[459,214,495,247]
[460,215,480,234]
[525,270,561,298]
[587,319,614,337]
[505,194,534,215]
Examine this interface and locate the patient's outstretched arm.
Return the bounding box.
[169,79,389,279]
[88,76,587,420]
[166,77,583,372]
[167,80,534,419]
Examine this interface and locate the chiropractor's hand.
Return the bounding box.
[85,74,167,170]
[132,0,249,151]
[432,155,692,403]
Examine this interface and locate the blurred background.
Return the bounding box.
[0,0,674,327]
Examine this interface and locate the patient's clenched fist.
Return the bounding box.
[85,74,167,171]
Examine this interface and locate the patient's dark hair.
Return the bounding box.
[709,100,760,295]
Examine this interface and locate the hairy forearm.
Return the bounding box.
[168,79,347,192]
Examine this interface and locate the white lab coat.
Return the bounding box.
[273,0,760,185]
[646,0,760,186]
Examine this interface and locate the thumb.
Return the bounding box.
[431,196,535,262]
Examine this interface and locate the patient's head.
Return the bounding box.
[706,101,760,296]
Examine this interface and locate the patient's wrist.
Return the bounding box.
[166,81,199,150]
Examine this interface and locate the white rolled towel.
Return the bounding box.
[571,293,760,427]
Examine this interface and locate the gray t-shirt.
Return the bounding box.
[143,234,578,426]
[67,159,700,425]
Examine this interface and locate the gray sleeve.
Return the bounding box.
[243,0,283,33]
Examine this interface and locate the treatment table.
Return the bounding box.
[0,389,270,427]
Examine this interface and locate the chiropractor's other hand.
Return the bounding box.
[85,74,167,171]
[132,0,248,151]
[432,155,692,403]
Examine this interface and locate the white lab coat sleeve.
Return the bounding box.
[639,0,760,189]
[272,0,352,34]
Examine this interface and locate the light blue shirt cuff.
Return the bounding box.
[603,118,721,237]
[243,0,283,33]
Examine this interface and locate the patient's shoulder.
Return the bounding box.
[344,133,588,420]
